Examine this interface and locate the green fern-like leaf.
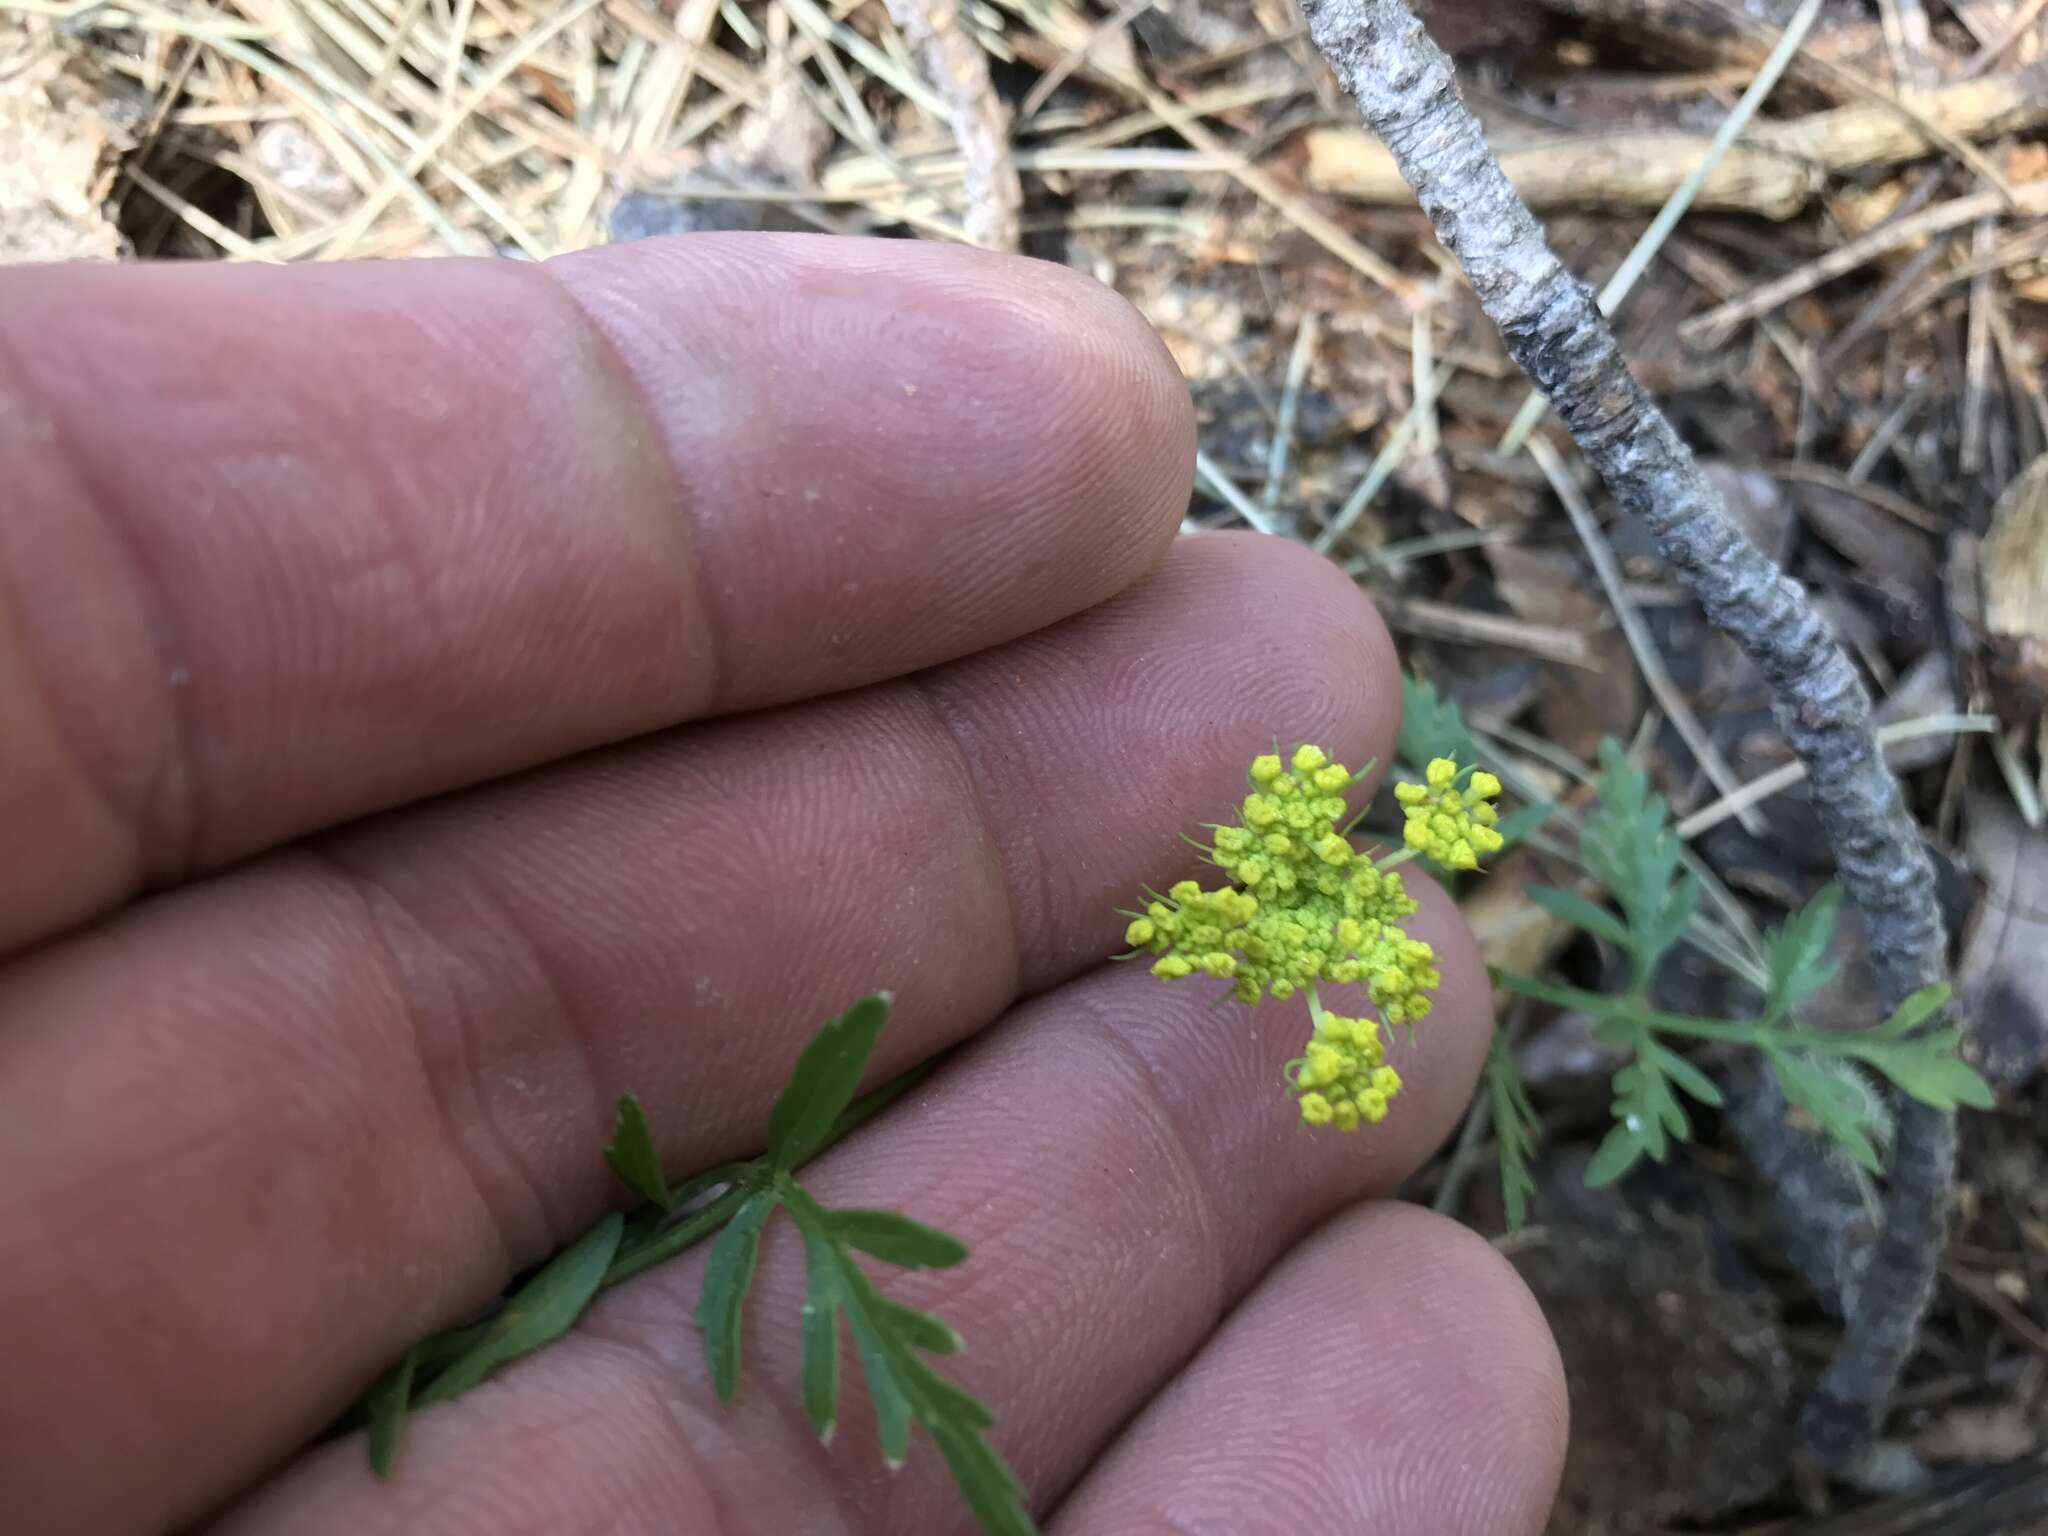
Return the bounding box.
[1396,674,1485,776]
[1761,884,1842,1025]
[1579,741,1700,984]
[604,1094,675,1212]
[1485,1028,1541,1230]
[780,1178,1034,1535]
[697,1189,777,1403]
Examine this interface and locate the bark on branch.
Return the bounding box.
[883,0,1021,250]
[1298,0,1956,1476]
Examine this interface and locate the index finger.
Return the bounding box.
[0,235,1192,949]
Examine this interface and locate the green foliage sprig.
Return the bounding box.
[1454,709,1994,1219]
[353,994,1034,1536]
[1485,1025,1541,1232]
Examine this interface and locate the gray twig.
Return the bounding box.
[1299,0,1956,1477]
[882,0,1022,249]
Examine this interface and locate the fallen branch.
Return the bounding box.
[882,0,1021,249]
[1682,180,2048,343]
[1525,0,1885,79]
[1299,65,2048,216]
[1299,0,1958,1480]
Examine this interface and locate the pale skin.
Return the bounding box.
[0,234,1567,1534]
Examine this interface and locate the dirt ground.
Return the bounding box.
[6,0,2047,1527]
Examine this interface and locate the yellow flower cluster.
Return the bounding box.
[1397,758,1505,871]
[1293,1010,1404,1131]
[1125,744,1500,1134]
[1125,746,1435,1025]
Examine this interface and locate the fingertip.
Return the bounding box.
[547,234,1196,704]
[1300,1203,1569,1536]
[1053,1201,1568,1536]
[1363,1204,1571,1490]
[954,242,1196,594]
[1142,530,1402,773]
[966,244,1196,568]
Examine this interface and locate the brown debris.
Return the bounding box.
[0,18,129,263]
[1978,453,2048,705]
[882,0,1021,248]
[1958,791,2048,1093]
[1514,1158,1797,1535]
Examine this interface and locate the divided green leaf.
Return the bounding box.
[364,1348,418,1479]
[1528,886,1632,952]
[767,993,893,1171]
[1650,1039,1724,1109]
[1485,1027,1541,1230]
[1764,1045,1883,1172]
[1614,1048,1683,1157]
[1587,1030,1715,1187]
[797,1219,844,1442]
[829,1209,970,1270]
[1498,749,1992,1204]
[414,1212,626,1412]
[697,1189,778,1403]
[1839,1032,1997,1112]
[604,1094,674,1211]
[1579,741,1699,984]
[933,1417,1038,1536]
[780,1177,1034,1534]
[1396,673,1483,776]
[1761,884,1842,1024]
[845,1297,915,1465]
[1875,982,1953,1038]
[1584,1120,1649,1188]
[876,1294,962,1354]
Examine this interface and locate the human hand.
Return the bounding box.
[0,235,1564,1534]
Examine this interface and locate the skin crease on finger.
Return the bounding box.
[213,882,1547,1536]
[0,535,1404,1535]
[0,236,1191,951]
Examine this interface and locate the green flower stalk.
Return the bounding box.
[1124,745,1503,1132]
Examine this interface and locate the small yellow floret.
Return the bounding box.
[1395,756,1508,875]
[1290,1005,1409,1130]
